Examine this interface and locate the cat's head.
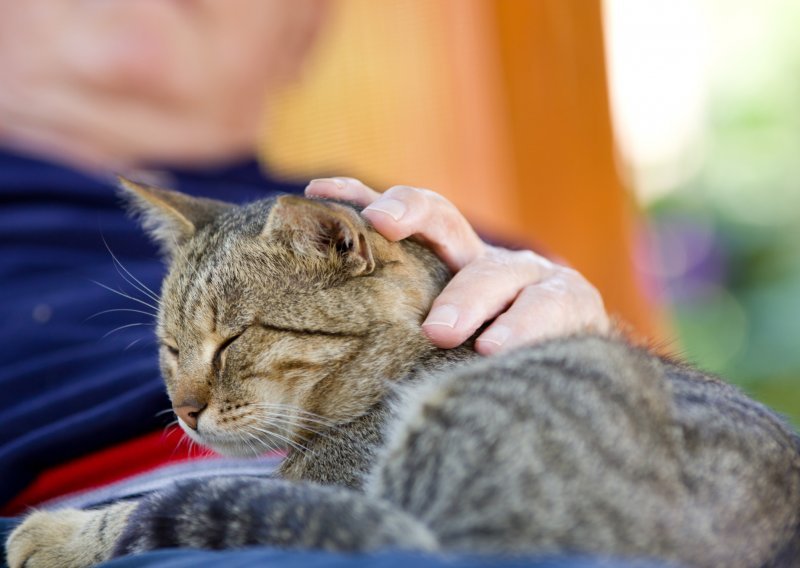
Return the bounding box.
[120,179,450,456]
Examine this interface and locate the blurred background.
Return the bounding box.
[258,0,800,423]
[606,0,800,423]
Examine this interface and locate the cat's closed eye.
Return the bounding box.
[162,343,179,358]
[216,332,244,366]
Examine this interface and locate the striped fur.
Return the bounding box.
[7,184,800,568]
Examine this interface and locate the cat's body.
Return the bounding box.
[7,184,800,568]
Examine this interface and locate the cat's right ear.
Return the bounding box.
[118,177,231,260]
[263,195,376,276]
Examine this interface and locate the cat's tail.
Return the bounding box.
[114,476,439,556]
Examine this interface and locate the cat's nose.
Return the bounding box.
[174,399,207,430]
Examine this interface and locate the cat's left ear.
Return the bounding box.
[264,196,376,276]
[118,177,232,261]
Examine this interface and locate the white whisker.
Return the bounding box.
[87,308,156,320]
[162,426,189,459]
[245,402,342,434]
[92,280,159,312]
[240,429,275,457]
[124,337,145,351]
[253,411,340,440]
[245,423,313,455]
[251,427,280,455]
[238,431,259,456]
[187,437,200,458]
[102,235,162,304]
[101,321,154,339]
[249,403,341,427]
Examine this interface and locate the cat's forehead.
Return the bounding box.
[160,231,373,336]
[165,234,304,306]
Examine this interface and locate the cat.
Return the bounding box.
[6,180,800,568]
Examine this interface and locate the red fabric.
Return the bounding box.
[2,429,203,516]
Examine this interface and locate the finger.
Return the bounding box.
[362,185,484,271]
[422,248,555,349]
[474,268,609,355]
[304,177,381,207]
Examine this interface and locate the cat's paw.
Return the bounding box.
[6,509,111,568]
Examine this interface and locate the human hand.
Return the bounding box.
[305,178,610,355]
[0,0,327,171]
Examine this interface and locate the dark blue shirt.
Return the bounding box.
[0,150,304,507]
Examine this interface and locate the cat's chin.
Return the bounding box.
[200,432,279,458]
[192,436,273,458]
[207,440,266,458]
[180,423,273,457]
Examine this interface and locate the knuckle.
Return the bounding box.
[510,248,542,266]
[556,265,585,286]
[385,185,454,211]
[339,177,373,197]
[459,254,532,291]
[524,276,608,333]
[484,247,554,277]
[422,188,453,208]
[472,252,507,272]
[384,184,422,200]
[523,282,570,315]
[462,255,514,283]
[558,268,605,311]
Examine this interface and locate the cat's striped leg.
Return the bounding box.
[6,501,137,568]
[114,477,438,556]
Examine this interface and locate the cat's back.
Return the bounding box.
[370,334,800,567]
[665,361,800,566]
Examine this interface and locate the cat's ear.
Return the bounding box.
[264,195,376,276]
[118,177,231,260]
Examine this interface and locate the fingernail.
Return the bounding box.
[422,304,459,328]
[477,325,512,347]
[307,178,346,191]
[363,198,406,222]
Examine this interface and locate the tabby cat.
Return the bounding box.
[6,181,800,568]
